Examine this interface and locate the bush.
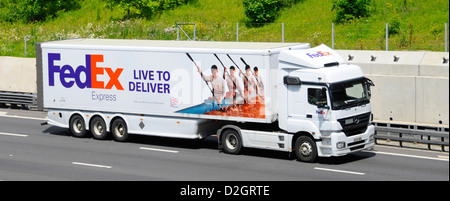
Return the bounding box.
[0,0,79,23]
[331,0,372,23]
[388,17,401,35]
[243,0,302,24]
[243,0,279,23]
[107,0,189,19]
[158,0,189,10]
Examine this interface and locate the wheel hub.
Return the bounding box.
[94,122,104,134]
[226,134,237,149]
[300,142,312,156]
[116,124,125,136]
[73,119,83,133]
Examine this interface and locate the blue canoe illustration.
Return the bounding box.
[175,98,234,114]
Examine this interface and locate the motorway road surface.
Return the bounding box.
[0,108,448,181]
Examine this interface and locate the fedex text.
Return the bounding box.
[306,51,332,58]
[48,53,124,90]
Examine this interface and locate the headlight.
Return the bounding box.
[336,141,346,149]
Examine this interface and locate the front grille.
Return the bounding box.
[338,112,371,137]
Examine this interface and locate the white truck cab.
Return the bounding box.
[276,44,375,162]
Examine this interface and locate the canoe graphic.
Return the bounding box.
[175,98,233,114]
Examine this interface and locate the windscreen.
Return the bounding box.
[329,78,370,110]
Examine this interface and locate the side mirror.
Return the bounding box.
[365,77,375,86]
[364,77,374,99]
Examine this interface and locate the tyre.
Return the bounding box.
[90,116,108,140]
[69,115,87,138]
[111,118,128,142]
[221,129,242,154]
[294,135,318,163]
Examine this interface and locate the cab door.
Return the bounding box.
[304,86,330,126]
[286,83,329,133]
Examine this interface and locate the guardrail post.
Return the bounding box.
[386,123,391,142]
[236,23,239,42]
[332,23,335,49]
[428,135,432,150]
[440,127,446,151]
[24,36,27,58]
[177,23,180,40]
[445,23,448,52]
[386,23,389,51]
[193,23,196,41]
[399,133,403,147]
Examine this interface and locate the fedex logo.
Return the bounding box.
[306,51,332,58]
[48,53,124,90]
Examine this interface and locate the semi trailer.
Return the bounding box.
[36,39,375,162]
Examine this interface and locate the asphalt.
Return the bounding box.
[0,108,448,182]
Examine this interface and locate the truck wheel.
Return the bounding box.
[90,116,108,140]
[111,118,128,142]
[294,135,317,163]
[222,129,242,155]
[69,115,87,138]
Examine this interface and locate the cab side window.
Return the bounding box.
[308,88,327,106]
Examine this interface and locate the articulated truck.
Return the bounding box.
[36,39,375,162]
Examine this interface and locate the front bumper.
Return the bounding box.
[317,125,375,157]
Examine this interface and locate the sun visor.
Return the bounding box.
[279,44,345,68]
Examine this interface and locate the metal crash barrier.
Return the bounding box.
[374,122,449,152]
[0,91,37,109]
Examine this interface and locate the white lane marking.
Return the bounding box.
[314,167,365,176]
[139,147,179,153]
[72,162,112,169]
[372,151,449,162]
[0,132,28,137]
[0,113,47,121]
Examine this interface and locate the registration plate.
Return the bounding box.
[353,137,362,142]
